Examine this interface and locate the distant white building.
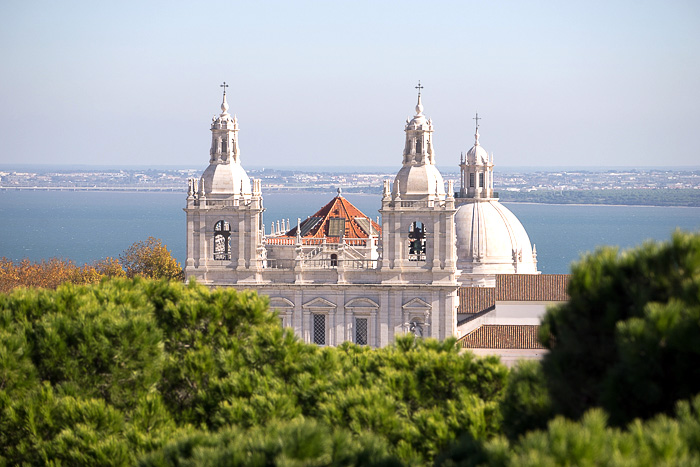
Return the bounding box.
[185,85,557,351]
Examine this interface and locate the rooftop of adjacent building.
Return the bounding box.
[458,274,570,314]
[459,324,546,350]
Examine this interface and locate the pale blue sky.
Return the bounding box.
[1,0,698,168]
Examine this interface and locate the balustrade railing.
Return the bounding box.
[265,236,372,247]
[261,258,378,270]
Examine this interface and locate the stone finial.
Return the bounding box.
[382,179,390,197]
[337,187,342,197]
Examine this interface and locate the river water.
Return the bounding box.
[1,190,698,274]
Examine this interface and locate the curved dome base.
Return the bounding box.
[201,162,252,198]
[455,199,538,286]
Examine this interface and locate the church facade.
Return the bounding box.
[185,85,541,348]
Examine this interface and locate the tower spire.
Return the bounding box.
[220,81,230,115]
[415,80,424,115]
[473,112,481,145]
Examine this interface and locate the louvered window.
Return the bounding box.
[312,314,326,345]
[355,318,368,345]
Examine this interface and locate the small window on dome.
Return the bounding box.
[222,139,228,153]
[479,173,484,188]
[416,138,422,154]
[469,173,475,188]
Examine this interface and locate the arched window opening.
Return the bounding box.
[213,220,231,260]
[469,173,475,188]
[330,254,338,267]
[408,221,426,261]
[416,137,422,154]
[479,172,484,188]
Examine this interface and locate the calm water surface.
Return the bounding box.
[1,190,698,274]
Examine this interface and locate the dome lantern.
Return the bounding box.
[392,82,446,201]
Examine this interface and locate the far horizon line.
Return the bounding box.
[2,163,700,172]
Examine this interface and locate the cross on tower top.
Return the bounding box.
[220,81,229,96]
[415,80,424,97]
[473,112,481,130]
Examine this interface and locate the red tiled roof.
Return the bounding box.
[284,195,381,240]
[495,274,569,302]
[459,325,545,349]
[458,287,495,314]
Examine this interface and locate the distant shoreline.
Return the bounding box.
[501,201,700,209]
[3,187,698,209]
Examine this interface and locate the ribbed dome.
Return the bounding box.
[455,200,537,282]
[394,164,445,199]
[466,143,489,165]
[201,162,251,197]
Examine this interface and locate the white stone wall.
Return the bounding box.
[236,283,457,347]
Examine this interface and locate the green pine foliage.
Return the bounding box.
[499,360,552,441]
[539,230,700,426]
[492,394,700,466]
[3,230,700,465]
[0,277,507,465]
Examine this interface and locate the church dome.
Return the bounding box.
[201,162,251,196]
[394,164,446,198]
[455,200,537,281]
[466,142,489,165]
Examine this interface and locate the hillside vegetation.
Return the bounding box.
[0,231,699,465]
[499,188,700,207]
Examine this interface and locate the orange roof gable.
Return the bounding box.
[284,195,381,240]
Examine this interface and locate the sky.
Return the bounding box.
[1,0,698,169]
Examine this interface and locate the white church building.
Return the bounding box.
[185,85,562,352]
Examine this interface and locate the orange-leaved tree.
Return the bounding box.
[0,257,125,293]
[119,237,184,281]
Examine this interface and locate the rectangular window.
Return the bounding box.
[355,318,368,345]
[479,173,484,188]
[312,314,326,345]
[469,173,475,188]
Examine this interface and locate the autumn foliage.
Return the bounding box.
[119,236,184,281]
[0,237,181,293]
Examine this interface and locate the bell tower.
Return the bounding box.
[185,83,265,284]
[379,83,458,285]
